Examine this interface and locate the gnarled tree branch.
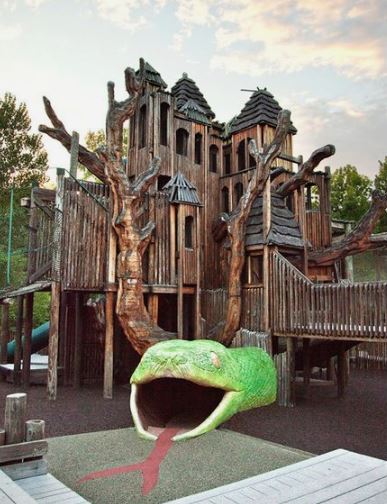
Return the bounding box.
[309,190,387,266]
[39,97,106,182]
[211,110,291,346]
[276,144,335,197]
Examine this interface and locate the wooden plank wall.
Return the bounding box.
[28,188,55,283]
[61,179,109,291]
[154,192,171,285]
[201,287,264,333]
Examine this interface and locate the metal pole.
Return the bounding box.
[6,187,14,286]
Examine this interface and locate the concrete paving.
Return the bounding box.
[47,428,311,504]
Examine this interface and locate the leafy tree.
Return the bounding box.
[374,156,387,232]
[330,165,372,222]
[0,94,48,292]
[0,92,48,190]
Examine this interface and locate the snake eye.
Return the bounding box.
[210,352,221,369]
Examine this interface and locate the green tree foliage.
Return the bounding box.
[0,95,51,328]
[374,156,387,232]
[0,92,48,190]
[330,165,372,222]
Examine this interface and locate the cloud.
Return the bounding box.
[95,0,149,31]
[171,0,386,79]
[0,22,22,40]
[291,93,387,176]
[25,0,48,7]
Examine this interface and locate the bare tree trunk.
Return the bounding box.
[40,62,174,355]
[309,190,387,266]
[211,110,292,346]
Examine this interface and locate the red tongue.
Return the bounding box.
[78,427,179,495]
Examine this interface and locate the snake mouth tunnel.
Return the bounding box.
[130,378,228,440]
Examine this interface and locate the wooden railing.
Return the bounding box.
[271,251,387,340]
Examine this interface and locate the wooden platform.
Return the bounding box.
[0,470,90,503]
[18,473,89,503]
[166,449,387,503]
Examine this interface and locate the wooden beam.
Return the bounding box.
[0,301,10,365]
[69,131,80,178]
[337,343,347,397]
[103,291,114,399]
[148,294,159,324]
[177,207,183,339]
[286,338,296,407]
[302,338,311,397]
[0,439,47,463]
[22,293,34,387]
[13,296,24,386]
[47,281,60,400]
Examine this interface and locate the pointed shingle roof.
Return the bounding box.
[179,99,211,126]
[163,172,202,206]
[136,61,167,89]
[171,73,215,119]
[231,88,297,135]
[245,193,304,248]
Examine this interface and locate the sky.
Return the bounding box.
[1,0,386,181]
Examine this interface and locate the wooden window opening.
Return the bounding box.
[139,104,147,149]
[209,144,218,173]
[160,102,169,146]
[185,216,194,249]
[237,139,245,171]
[176,128,189,156]
[194,133,202,164]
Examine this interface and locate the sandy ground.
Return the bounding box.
[46,429,310,504]
[0,368,386,460]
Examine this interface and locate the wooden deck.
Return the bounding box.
[165,449,387,503]
[0,470,89,504]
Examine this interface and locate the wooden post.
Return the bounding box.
[69,131,80,178]
[103,291,114,399]
[4,393,27,444]
[0,429,5,446]
[195,206,201,339]
[25,420,45,441]
[22,293,34,387]
[47,282,60,400]
[286,337,296,407]
[302,338,311,397]
[73,292,83,388]
[337,343,347,397]
[0,300,10,364]
[148,294,159,324]
[14,296,24,386]
[177,207,184,339]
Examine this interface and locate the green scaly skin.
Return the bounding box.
[130,339,277,441]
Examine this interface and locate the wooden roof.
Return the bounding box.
[179,99,211,126]
[136,61,167,89]
[171,73,215,119]
[230,88,297,135]
[246,193,304,248]
[163,172,202,206]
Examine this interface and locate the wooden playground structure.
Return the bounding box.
[1,60,386,405]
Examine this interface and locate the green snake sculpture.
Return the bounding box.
[130,339,277,441]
